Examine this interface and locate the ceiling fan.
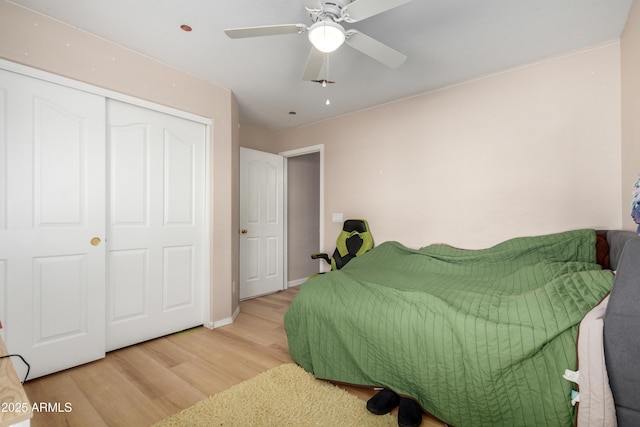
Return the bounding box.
[224,0,415,81]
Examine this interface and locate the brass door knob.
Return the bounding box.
[90,237,101,246]
[241,229,248,234]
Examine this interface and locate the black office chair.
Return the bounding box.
[311,219,374,270]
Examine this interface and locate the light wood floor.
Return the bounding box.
[23,287,444,426]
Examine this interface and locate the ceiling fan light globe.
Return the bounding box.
[308,21,345,53]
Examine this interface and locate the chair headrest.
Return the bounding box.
[343,219,368,234]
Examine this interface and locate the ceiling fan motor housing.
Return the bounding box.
[308,0,350,23]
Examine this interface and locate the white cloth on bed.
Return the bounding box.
[575,294,617,427]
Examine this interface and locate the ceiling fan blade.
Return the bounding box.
[301,48,326,81]
[346,31,407,68]
[343,0,416,22]
[302,0,322,10]
[224,24,306,39]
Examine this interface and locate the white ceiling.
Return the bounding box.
[9,0,633,130]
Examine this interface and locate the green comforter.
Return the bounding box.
[284,229,613,426]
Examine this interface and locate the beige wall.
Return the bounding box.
[277,43,623,249]
[239,121,278,153]
[0,1,238,324]
[621,0,640,232]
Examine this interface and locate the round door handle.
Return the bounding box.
[90,237,101,246]
[241,229,248,234]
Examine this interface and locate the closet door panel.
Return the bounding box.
[110,124,148,225]
[0,69,106,380]
[35,98,84,224]
[164,130,195,225]
[106,100,206,351]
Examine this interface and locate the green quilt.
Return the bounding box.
[284,229,613,427]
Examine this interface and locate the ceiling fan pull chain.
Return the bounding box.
[325,54,331,105]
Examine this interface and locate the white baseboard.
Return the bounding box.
[287,277,309,288]
[210,305,241,329]
[203,321,215,330]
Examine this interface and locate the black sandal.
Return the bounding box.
[398,397,423,427]
[366,389,401,415]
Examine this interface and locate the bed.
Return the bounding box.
[284,228,639,427]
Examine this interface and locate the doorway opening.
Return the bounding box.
[281,145,324,287]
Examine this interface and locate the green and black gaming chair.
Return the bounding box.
[311,219,374,271]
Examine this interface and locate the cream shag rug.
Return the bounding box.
[154,363,396,427]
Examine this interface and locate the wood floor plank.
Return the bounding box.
[69,359,170,426]
[137,332,200,369]
[107,346,190,401]
[23,373,108,427]
[169,357,245,395]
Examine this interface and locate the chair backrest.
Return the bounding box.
[331,219,373,270]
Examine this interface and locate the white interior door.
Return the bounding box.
[0,69,106,379]
[106,100,206,351]
[239,148,284,299]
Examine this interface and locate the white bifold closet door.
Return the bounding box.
[0,68,207,379]
[0,69,107,380]
[105,100,206,352]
